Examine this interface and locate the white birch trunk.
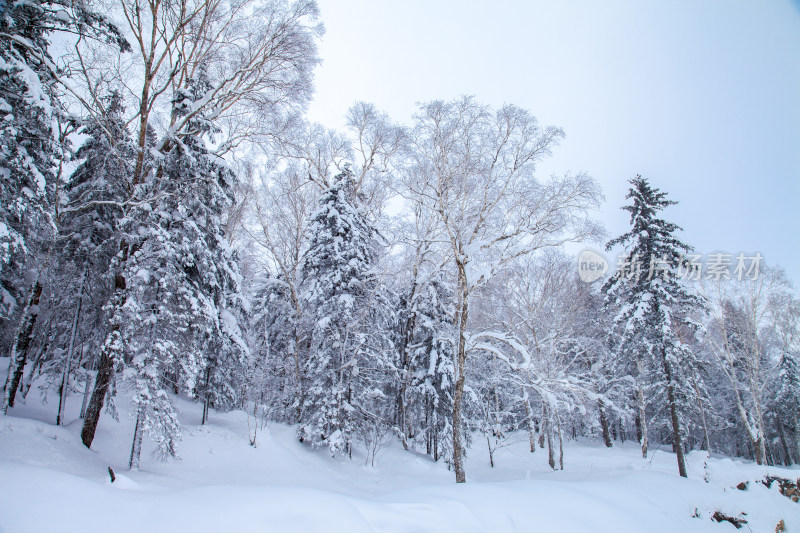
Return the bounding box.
[57,275,86,425]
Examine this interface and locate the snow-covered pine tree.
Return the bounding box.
[249,275,301,422]
[0,0,58,310]
[1,0,127,413]
[46,91,136,424]
[773,293,800,464]
[397,273,455,462]
[103,71,247,467]
[776,349,800,464]
[0,0,59,414]
[297,168,395,456]
[602,175,704,477]
[60,91,133,272]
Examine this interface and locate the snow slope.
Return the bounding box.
[1,357,797,533]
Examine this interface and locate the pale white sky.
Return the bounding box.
[306,0,800,285]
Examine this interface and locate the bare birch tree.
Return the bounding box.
[78,0,322,449]
[403,96,602,482]
[702,265,790,465]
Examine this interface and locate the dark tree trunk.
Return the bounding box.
[3,280,43,413]
[433,413,439,462]
[397,282,417,452]
[663,352,687,478]
[539,413,547,449]
[777,420,794,465]
[794,413,800,465]
[425,394,431,456]
[555,408,564,470]
[635,414,642,442]
[201,367,211,425]
[81,271,127,448]
[80,346,115,448]
[599,400,613,448]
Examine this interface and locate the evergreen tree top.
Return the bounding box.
[606,175,692,262]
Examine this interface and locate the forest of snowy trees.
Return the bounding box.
[2,0,799,484]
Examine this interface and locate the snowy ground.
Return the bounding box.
[1,358,798,533]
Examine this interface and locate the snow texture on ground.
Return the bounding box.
[1,357,798,532]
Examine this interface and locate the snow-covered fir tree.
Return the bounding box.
[60,91,133,272]
[0,0,59,414]
[249,275,302,422]
[0,0,58,309]
[773,292,800,463]
[42,92,136,425]
[602,175,704,477]
[297,168,395,455]
[396,273,455,462]
[95,72,249,467]
[1,0,127,414]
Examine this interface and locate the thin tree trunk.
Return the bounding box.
[433,407,439,462]
[290,287,304,424]
[692,370,711,454]
[598,400,613,448]
[663,353,687,478]
[3,280,43,414]
[754,402,768,465]
[79,345,94,419]
[201,367,211,425]
[129,410,144,470]
[776,420,793,465]
[452,264,468,483]
[397,278,418,452]
[425,394,431,455]
[753,435,767,466]
[794,413,800,466]
[635,414,642,442]
[21,331,49,400]
[57,275,85,425]
[523,392,535,453]
[556,408,564,470]
[538,405,547,449]
[636,360,648,458]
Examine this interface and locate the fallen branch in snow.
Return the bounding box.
[711,511,748,529]
[758,476,800,503]
[108,467,116,483]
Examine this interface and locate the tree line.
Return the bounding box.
[1,0,797,482]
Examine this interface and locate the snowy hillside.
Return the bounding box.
[1,357,796,533]
[2,0,798,531]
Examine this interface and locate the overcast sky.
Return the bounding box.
[306,0,800,285]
